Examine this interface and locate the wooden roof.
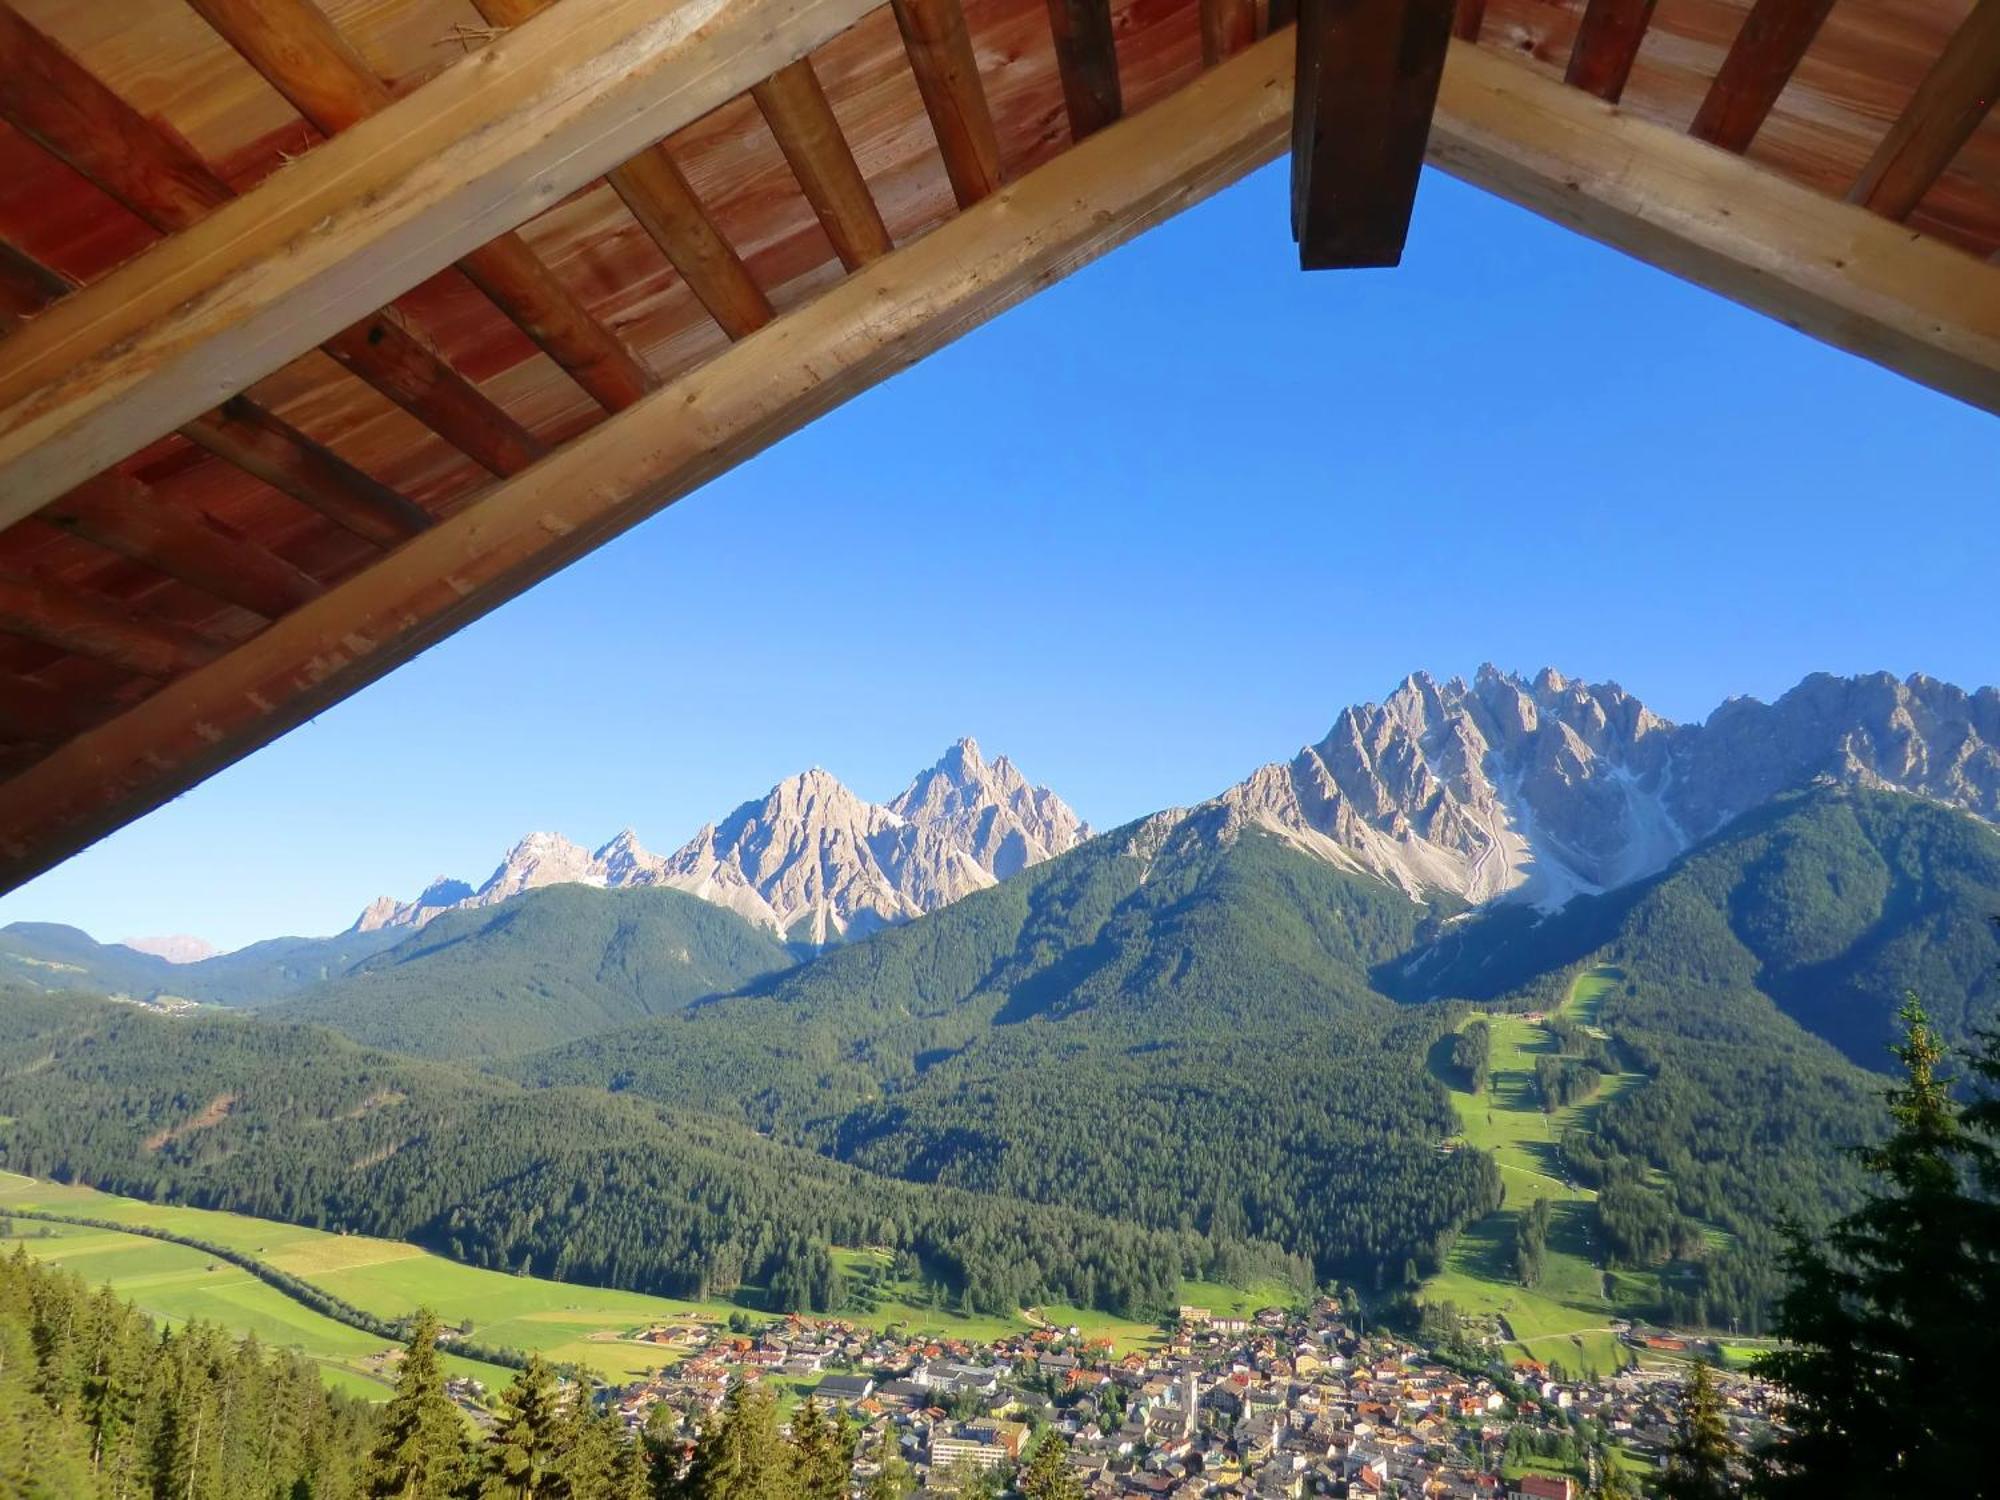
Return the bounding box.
[0,0,1993,890]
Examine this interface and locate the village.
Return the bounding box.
[582,1298,1783,1497]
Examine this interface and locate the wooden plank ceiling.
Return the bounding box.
[0,0,1993,891]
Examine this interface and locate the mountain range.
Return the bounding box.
[4,665,1998,1337]
[349,737,1090,945]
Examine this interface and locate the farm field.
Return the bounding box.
[1421,966,1650,1376]
[1,1173,1259,1395]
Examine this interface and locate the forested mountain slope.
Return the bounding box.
[1396,787,2000,1063]
[515,826,1503,1283]
[268,885,799,1058]
[0,991,1300,1316]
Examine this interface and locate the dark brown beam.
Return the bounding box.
[0,237,437,547]
[186,0,655,412]
[1291,0,1454,268]
[1689,0,1835,152]
[1044,0,1123,140]
[753,59,896,267]
[40,474,325,620]
[1268,0,1298,29]
[1201,0,1259,64]
[1565,0,1657,103]
[1849,0,2000,220]
[0,572,218,678]
[1452,0,1486,42]
[0,240,70,330]
[0,2,541,481]
[468,0,774,340]
[891,0,1004,207]
[178,401,435,546]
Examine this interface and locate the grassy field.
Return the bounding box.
[1,1173,1273,1395]
[1421,967,1649,1376]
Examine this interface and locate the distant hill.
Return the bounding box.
[0,921,401,1007]
[268,884,800,1060]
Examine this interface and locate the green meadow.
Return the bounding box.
[1421,967,1652,1376]
[1,1173,1267,1397]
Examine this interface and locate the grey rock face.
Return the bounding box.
[348,741,1087,943]
[1168,668,1999,908]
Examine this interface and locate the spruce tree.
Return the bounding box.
[1659,1361,1735,1500]
[1754,998,2000,1496]
[864,1434,910,1500]
[789,1399,850,1500]
[480,1355,571,1500]
[682,1380,786,1500]
[364,1309,469,1500]
[1017,1430,1083,1500]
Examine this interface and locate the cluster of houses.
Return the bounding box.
[602,1299,1784,1496]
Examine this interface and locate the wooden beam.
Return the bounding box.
[891,0,1004,207]
[1688,0,1835,153]
[1045,0,1123,141]
[0,238,435,549]
[187,0,654,412]
[0,2,543,494]
[1291,0,1454,268]
[0,672,105,743]
[603,148,776,338]
[754,59,897,265]
[466,0,774,340]
[40,474,325,621]
[178,401,435,547]
[1849,0,2000,221]
[1564,0,1656,103]
[1452,0,1486,43]
[0,0,883,519]
[1425,38,2000,411]
[1201,0,1259,65]
[0,28,1302,889]
[0,573,217,679]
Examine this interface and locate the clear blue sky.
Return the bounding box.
[4,161,1995,950]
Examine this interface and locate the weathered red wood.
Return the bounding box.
[0,571,218,678]
[186,0,655,411]
[41,473,326,620]
[1850,0,2000,220]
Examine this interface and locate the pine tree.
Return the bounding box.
[788,1399,849,1500]
[864,1433,910,1500]
[365,1309,470,1500]
[682,1381,787,1500]
[1659,1361,1735,1499]
[1017,1431,1083,1500]
[1754,998,2000,1496]
[562,1408,628,1500]
[480,1355,571,1500]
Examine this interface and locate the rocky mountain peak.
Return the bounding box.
[348,742,1087,943]
[1203,667,1998,911]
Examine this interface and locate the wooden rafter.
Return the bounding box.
[469,0,775,339]
[0,0,883,520]
[754,59,896,268]
[1849,0,2000,221]
[892,0,1004,207]
[39,475,325,621]
[1688,0,1836,153]
[0,1,540,496]
[0,573,218,679]
[0,239,433,550]
[1292,0,1455,269]
[1565,0,1657,104]
[1044,0,1123,142]
[186,0,655,412]
[1452,0,1486,42]
[1201,0,1259,63]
